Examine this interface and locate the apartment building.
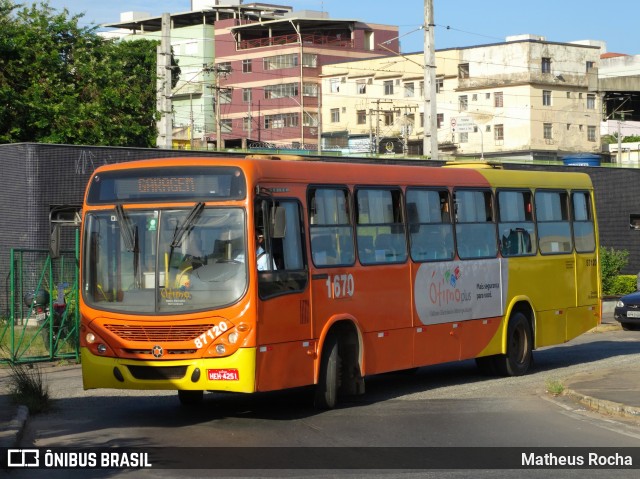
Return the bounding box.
[103,1,398,150]
[214,15,399,150]
[321,35,603,160]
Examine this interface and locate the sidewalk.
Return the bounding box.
[1,316,638,449]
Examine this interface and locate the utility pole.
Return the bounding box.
[370,99,393,154]
[156,13,172,149]
[204,63,231,151]
[423,0,438,160]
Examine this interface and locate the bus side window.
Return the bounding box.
[572,191,595,253]
[356,188,407,265]
[308,187,355,267]
[536,190,572,254]
[498,190,536,257]
[454,189,497,259]
[406,188,454,262]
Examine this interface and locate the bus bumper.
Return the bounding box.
[80,347,256,393]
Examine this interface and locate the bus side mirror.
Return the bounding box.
[271,206,286,239]
[50,224,61,259]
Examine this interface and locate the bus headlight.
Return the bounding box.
[228,331,239,344]
[86,332,96,344]
[97,344,107,354]
[215,344,226,355]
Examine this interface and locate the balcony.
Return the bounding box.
[238,33,353,50]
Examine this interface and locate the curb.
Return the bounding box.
[563,388,640,421]
[0,405,29,449]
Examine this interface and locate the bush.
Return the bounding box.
[608,275,637,296]
[600,246,629,295]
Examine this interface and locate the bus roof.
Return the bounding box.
[89,156,593,191]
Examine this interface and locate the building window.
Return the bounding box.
[567,123,571,130]
[356,79,367,94]
[330,78,340,93]
[217,62,231,74]
[303,83,318,97]
[220,88,232,104]
[242,117,251,131]
[543,123,553,140]
[587,125,596,142]
[567,92,571,99]
[472,94,477,101]
[242,59,252,73]
[357,110,366,125]
[221,119,232,133]
[330,108,340,123]
[586,61,595,72]
[404,82,415,97]
[265,83,299,99]
[384,80,394,95]
[587,94,596,109]
[435,78,443,93]
[303,111,318,127]
[542,90,552,106]
[437,113,444,129]
[242,88,252,103]
[495,124,504,141]
[494,92,504,108]
[384,111,394,126]
[420,113,424,127]
[302,53,317,67]
[542,57,551,73]
[459,95,468,112]
[264,113,298,129]
[263,53,298,70]
[458,63,469,79]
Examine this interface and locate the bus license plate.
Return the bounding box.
[627,311,640,318]
[208,369,239,381]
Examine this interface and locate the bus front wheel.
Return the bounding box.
[495,312,533,377]
[314,333,341,409]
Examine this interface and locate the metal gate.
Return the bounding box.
[1,245,79,364]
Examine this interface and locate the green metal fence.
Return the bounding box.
[1,244,79,364]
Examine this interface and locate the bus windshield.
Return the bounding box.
[83,207,247,314]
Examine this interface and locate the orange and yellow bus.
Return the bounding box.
[78,156,600,408]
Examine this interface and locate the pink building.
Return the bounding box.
[213,12,399,150]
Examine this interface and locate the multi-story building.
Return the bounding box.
[214,12,399,150]
[321,35,603,161]
[103,1,399,150]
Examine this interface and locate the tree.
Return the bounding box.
[600,246,629,296]
[0,1,178,147]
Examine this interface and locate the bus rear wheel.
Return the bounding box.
[178,390,204,406]
[495,312,533,377]
[314,333,341,409]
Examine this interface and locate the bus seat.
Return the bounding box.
[375,234,396,261]
[312,234,336,265]
[357,235,375,263]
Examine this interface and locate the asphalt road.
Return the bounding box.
[7,328,640,479]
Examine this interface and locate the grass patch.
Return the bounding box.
[545,379,565,396]
[1,346,51,414]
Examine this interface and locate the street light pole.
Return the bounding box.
[423,0,438,160]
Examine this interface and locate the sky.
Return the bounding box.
[25,0,639,55]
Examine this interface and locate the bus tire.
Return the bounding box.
[178,390,204,406]
[495,312,533,377]
[314,333,340,410]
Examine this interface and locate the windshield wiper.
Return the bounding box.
[170,202,205,248]
[114,204,136,252]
